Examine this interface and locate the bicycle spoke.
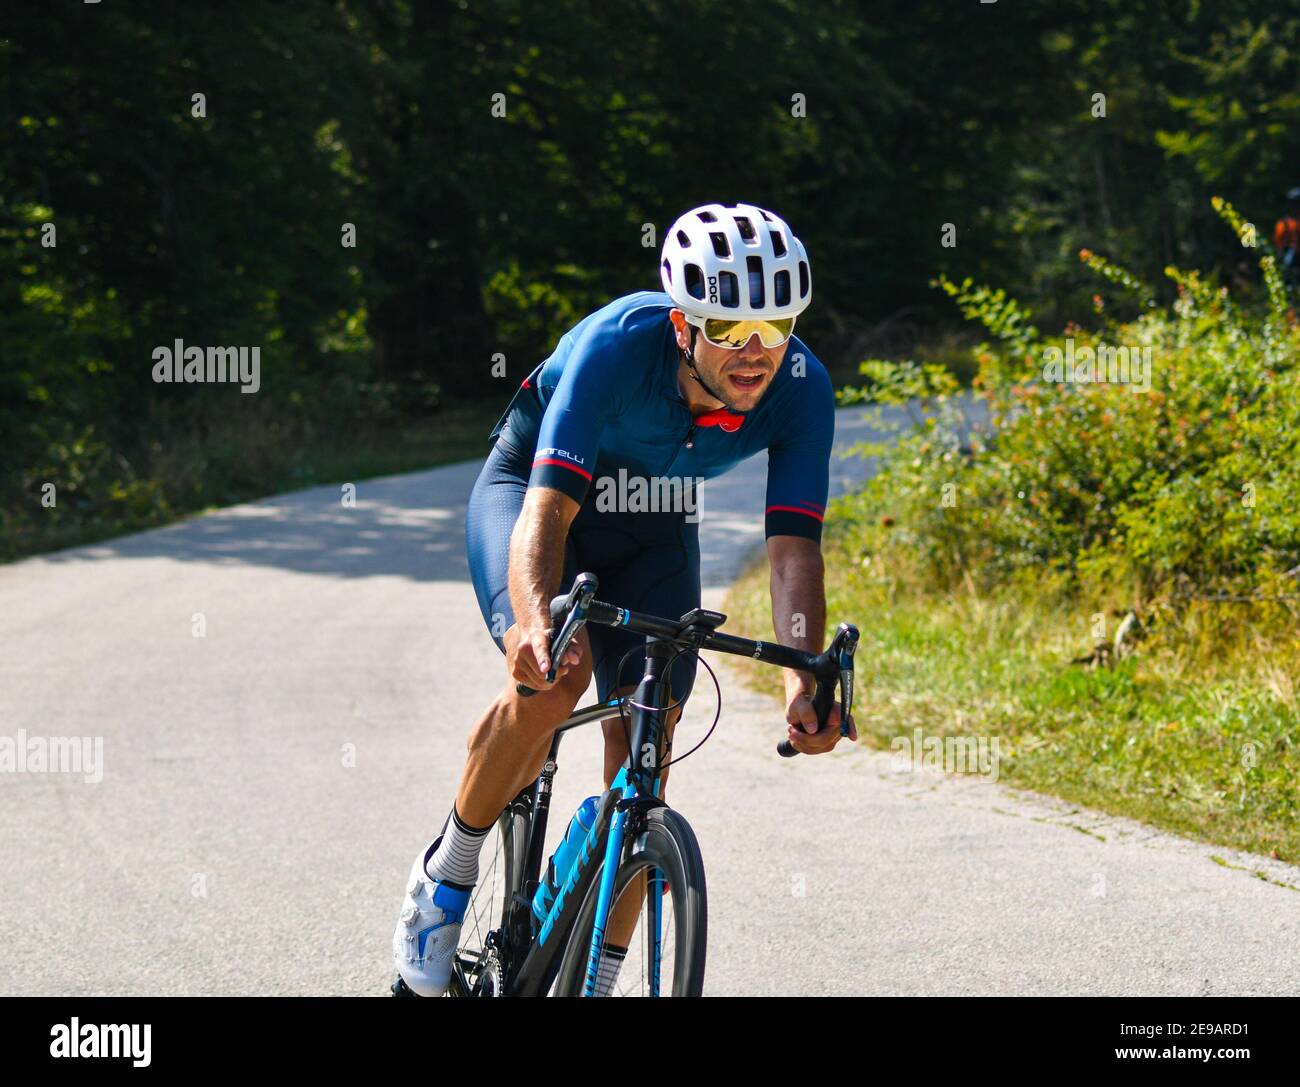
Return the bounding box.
[460,826,505,965]
[605,868,675,997]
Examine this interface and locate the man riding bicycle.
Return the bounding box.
[392,202,855,997]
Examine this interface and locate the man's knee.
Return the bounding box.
[498,657,592,741]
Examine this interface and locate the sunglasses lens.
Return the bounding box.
[701,317,795,348]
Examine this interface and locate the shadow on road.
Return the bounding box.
[36,461,484,583]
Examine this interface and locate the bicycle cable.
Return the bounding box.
[608,642,724,773]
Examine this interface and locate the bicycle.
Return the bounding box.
[393,571,859,997]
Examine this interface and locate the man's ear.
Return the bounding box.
[669,309,693,353]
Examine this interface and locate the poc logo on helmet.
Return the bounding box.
[707,275,718,304]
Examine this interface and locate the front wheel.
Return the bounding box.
[552,807,707,996]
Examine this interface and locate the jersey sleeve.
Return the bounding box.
[764,360,835,541]
[528,314,631,504]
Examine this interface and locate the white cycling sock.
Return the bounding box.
[425,806,491,889]
[592,944,627,997]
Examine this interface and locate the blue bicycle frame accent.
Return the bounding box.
[648,861,663,997]
[579,766,664,996]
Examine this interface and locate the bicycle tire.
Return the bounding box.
[552,807,707,997]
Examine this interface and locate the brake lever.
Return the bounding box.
[838,624,859,730]
[516,574,599,697]
[777,623,858,758]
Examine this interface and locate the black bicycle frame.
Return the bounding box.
[502,633,686,996]
[464,578,856,997]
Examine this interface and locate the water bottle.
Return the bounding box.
[532,796,600,923]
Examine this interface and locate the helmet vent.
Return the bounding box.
[685,263,706,301]
[746,256,765,308]
[759,209,773,221]
[718,271,740,308]
[798,261,810,298]
[676,229,691,248]
[769,230,787,257]
[709,232,731,259]
[774,270,791,307]
[734,216,757,243]
[661,259,672,285]
[696,210,718,223]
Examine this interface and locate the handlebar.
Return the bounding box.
[515,572,857,758]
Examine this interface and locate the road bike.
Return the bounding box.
[393,571,858,997]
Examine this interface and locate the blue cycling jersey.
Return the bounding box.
[489,291,835,541]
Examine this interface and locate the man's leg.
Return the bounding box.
[434,624,593,874]
[443,436,585,879]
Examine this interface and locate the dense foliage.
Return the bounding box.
[4,1,1300,558]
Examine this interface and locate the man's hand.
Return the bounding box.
[785,693,856,755]
[505,623,583,691]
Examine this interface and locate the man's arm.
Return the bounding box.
[506,486,581,690]
[768,533,855,753]
[768,533,826,701]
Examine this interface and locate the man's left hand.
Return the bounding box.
[785,693,857,755]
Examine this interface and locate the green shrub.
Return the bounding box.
[839,198,1300,617]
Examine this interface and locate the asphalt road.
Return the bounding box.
[2,398,1298,995]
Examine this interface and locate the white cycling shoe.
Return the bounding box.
[392,836,472,997]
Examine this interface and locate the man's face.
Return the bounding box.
[670,309,790,412]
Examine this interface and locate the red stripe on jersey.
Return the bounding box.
[766,504,824,522]
[533,457,593,481]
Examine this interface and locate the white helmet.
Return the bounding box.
[659,202,811,320]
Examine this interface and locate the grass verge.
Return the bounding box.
[722,530,1300,866]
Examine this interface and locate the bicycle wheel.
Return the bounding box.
[552,807,706,997]
[451,797,529,996]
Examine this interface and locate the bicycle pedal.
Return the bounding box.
[390,975,420,998]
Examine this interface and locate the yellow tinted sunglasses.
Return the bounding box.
[684,313,796,350]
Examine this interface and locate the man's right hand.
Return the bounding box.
[505,623,584,691]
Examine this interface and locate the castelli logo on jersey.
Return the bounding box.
[536,447,585,466]
[707,275,718,304]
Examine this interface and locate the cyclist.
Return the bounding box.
[1274,187,1300,283]
[392,202,855,996]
